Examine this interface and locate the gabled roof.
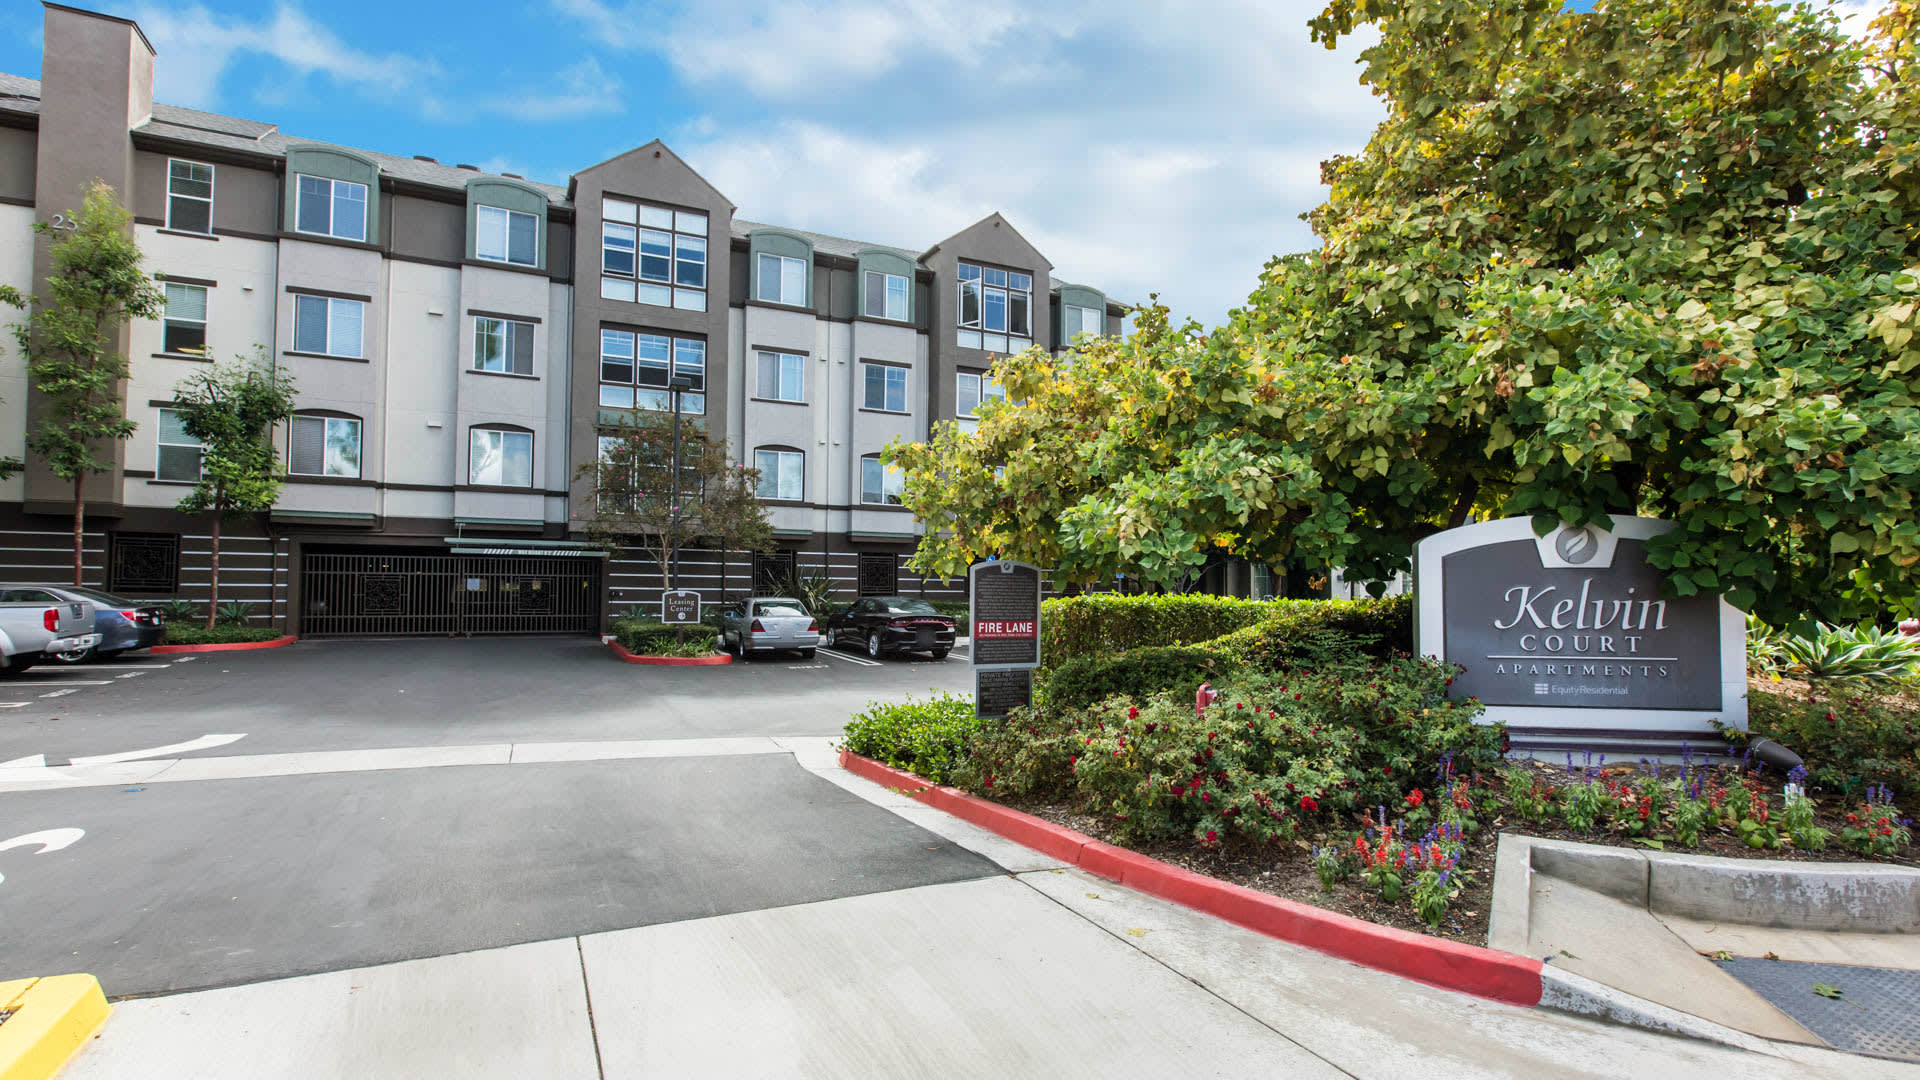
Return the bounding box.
[568,139,735,211]
[921,211,1053,271]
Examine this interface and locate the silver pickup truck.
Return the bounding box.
[0,590,99,676]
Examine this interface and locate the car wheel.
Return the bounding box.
[50,642,96,664]
[0,657,36,677]
[867,631,883,660]
[930,649,949,660]
[734,633,748,661]
[800,648,816,659]
[824,628,837,648]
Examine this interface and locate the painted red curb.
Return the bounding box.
[152,635,298,654]
[607,640,732,666]
[838,749,1545,1007]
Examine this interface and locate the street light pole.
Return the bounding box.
[666,374,695,595]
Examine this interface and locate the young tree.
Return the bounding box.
[892,0,1920,627]
[0,182,165,585]
[580,413,772,621]
[170,349,298,629]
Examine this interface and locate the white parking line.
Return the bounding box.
[0,703,27,709]
[815,648,882,668]
[40,689,77,698]
[13,679,115,686]
[59,663,171,671]
[115,672,147,679]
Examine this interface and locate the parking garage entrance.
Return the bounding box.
[300,547,602,636]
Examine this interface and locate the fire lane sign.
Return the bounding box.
[969,560,1042,718]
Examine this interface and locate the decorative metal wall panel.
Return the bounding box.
[109,532,180,594]
[301,551,598,636]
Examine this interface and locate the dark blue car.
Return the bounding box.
[24,585,167,664]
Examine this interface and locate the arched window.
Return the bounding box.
[289,411,362,478]
[859,454,903,505]
[753,446,804,501]
[470,425,534,488]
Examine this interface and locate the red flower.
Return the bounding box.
[1128,706,1140,719]
[1069,756,1078,766]
[1406,788,1425,808]
[1205,829,1218,844]
[1201,792,1212,803]
[1171,783,1186,796]
[1383,765,1393,776]
[1145,723,1157,734]
[1299,796,1319,812]
[1235,702,1244,710]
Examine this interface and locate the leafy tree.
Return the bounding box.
[891,0,1920,627]
[0,182,164,584]
[580,413,772,621]
[170,349,298,629]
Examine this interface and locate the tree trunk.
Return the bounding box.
[70,471,85,586]
[1447,478,1480,530]
[206,510,222,631]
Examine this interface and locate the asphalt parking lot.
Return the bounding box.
[0,635,974,764]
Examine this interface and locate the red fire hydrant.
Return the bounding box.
[1196,682,1220,717]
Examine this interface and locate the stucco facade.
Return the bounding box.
[0,3,1129,634]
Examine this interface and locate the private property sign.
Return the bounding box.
[1414,517,1745,756]
[970,560,1042,718]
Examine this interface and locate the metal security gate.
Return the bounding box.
[301,551,600,636]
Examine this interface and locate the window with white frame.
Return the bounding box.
[755,350,804,403]
[754,448,804,501]
[956,262,1032,353]
[956,371,1005,418]
[294,175,368,242]
[156,407,203,481]
[469,427,533,487]
[598,329,704,414]
[473,317,534,376]
[860,454,904,505]
[475,205,538,266]
[861,361,908,412]
[292,294,364,358]
[1062,304,1104,340]
[162,282,208,355]
[599,197,706,310]
[166,160,214,234]
[289,414,362,477]
[863,270,908,321]
[756,253,807,306]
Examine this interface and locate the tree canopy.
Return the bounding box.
[890,0,1920,626]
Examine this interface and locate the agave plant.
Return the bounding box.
[772,570,839,619]
[1776,622,1920,682]
[1746,613,1787,673]
[214,600,257,627]
[159,598,199,624]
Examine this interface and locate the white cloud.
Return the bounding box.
[132,2,432,112]
[553,0,1033,98]
[1832,0,1890,38]
[644,0,1383,324]
[481,58,624,122]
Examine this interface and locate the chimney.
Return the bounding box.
[36,4,155,214]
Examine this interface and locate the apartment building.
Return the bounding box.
[0,4,1126,636]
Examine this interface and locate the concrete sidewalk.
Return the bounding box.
[56,743,1920,1078]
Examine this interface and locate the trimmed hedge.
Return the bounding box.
[1040,594,1296,667]
[1040,592,1414,669]
[610,617,718,656]
[1041,644,1244,711]
[159,625,282,645]
[841,693,979,784]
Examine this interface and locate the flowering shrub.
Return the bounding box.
[1839,785,1913,857]
[840,693,979,785]
[1742,686,1920,800]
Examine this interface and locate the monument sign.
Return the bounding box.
[660,589,701,626]
[1414,517,1745,756]
[970,560,1042,718]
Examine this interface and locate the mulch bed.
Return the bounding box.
[988,755,1916,947]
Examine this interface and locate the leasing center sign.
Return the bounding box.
[1415,517,1745,748]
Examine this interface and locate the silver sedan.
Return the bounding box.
[716,597,820,660]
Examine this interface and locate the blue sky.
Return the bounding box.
[0,1,1886,326]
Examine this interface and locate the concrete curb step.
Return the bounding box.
[839,750,1547,1006]
[606,640,732,666]
[151,635,298,655]
[0,975,110,1080]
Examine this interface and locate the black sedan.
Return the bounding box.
[27,585,166,663]
[825,596,956,660]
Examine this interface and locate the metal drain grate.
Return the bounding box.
[1720,958,1920,1062]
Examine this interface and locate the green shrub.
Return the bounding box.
[610,617,718,656]
[1041,644,1243,711]
[160,625,281,645]
[928,600,970,623]
[841,692,979,784]
[1040,593,1291,666]
[159,599,199,624]
[1039,592,1414,670]
[952,653,1497,846]
[1742,686,1920,799]
[214,600,256,627]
